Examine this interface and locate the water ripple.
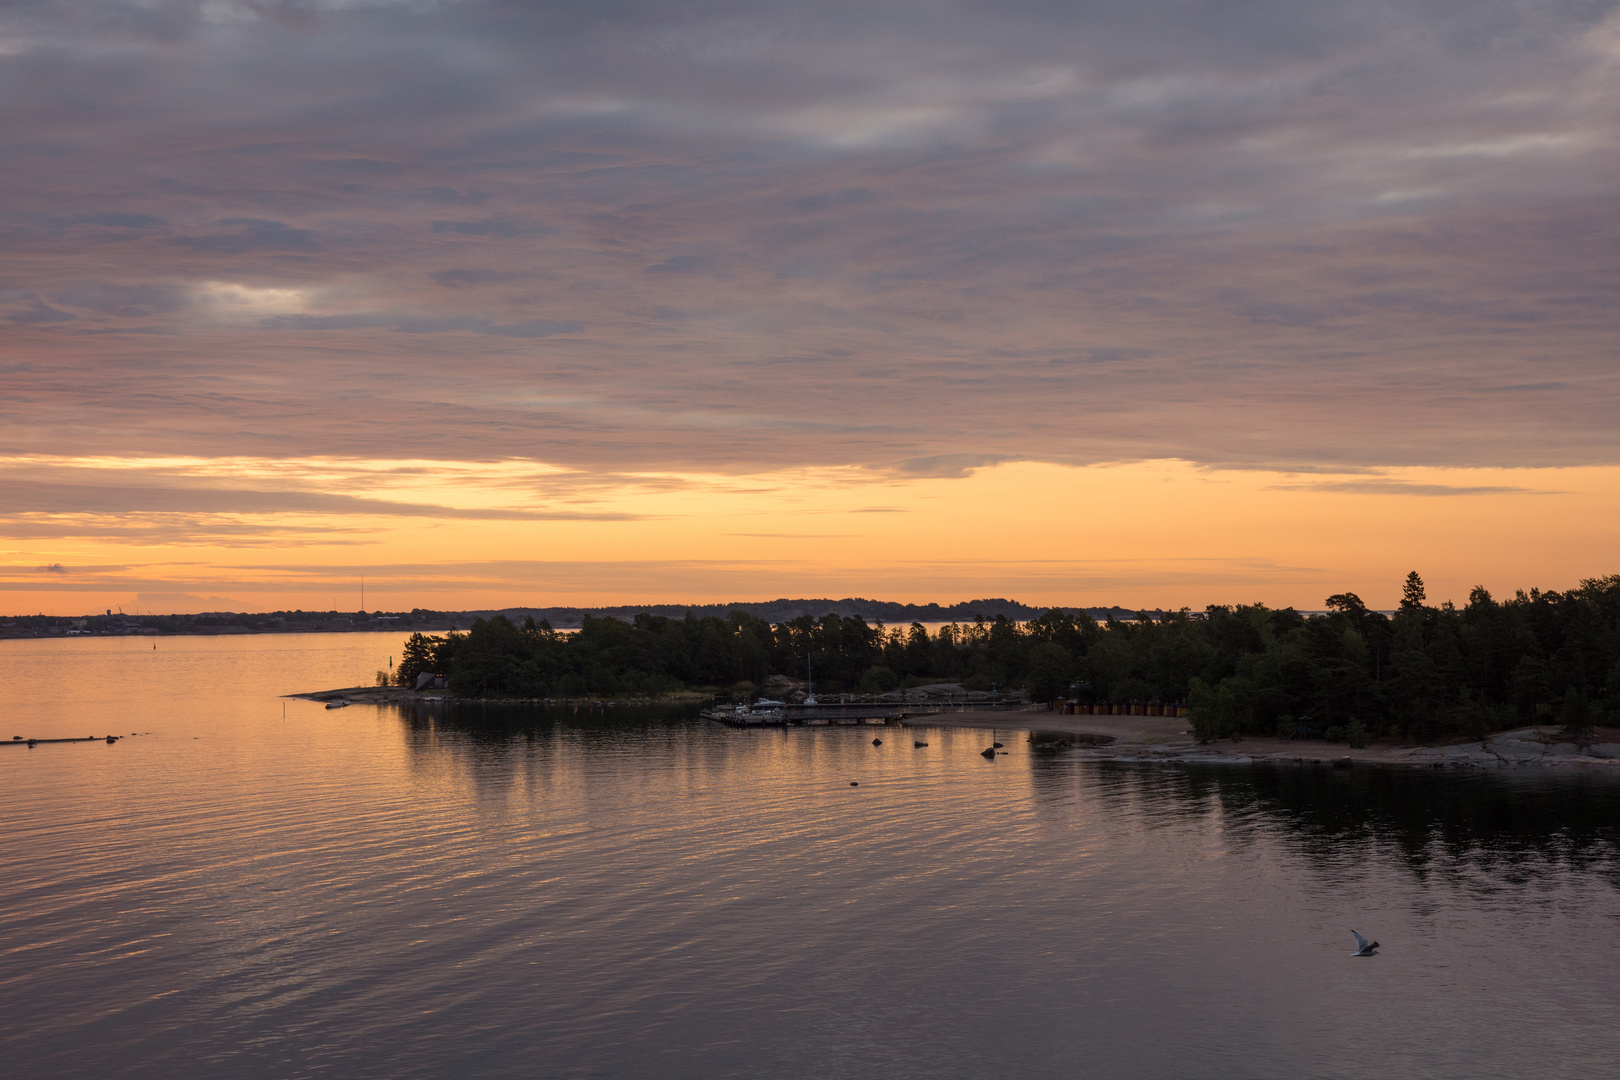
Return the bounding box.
[2,636,1619,1078]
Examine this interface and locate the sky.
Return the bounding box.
[3,0,1618,615]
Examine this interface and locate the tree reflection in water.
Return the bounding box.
[1030,753,1620,890]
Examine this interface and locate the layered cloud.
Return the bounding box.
[2,3,1618,610]
[0,0,1615,478]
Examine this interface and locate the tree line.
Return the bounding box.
[394,572,1620,743]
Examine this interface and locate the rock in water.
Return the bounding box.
[981,747,996,759]
[872,738,882,746]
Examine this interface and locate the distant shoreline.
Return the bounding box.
[0,626,431,641]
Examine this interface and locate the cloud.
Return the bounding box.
[429,269,525,287]
[30,212,168,231]
[789,188,876,212]
[894,454,1014,479]
[431,220,556,238]
[37,562,67,574]
[0,0,1616,481]
[259,312,581,337]
[1277,480,1555,497]
[9,301,76,324]
[645,255,725,275]
[0,477,640,522]
[171,220,317,254]
[1049,348,1153,367]
[54,282,188,317]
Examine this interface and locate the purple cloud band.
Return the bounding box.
[1,0,1616,474]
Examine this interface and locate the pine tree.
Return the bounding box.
[1401,571,1427,612]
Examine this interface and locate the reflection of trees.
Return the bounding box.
[1028,755,1620,889]
[395,699,703,743]
[391,700,712,795]
[1220,767,1620,877]
[399,705,1620,895]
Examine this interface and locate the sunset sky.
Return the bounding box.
[4,1,1618,615]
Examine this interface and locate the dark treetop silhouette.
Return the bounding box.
[397,573,1618,746]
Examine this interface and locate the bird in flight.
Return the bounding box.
[1350,929,1380,956]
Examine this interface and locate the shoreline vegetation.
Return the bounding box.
[301,571,1619,755]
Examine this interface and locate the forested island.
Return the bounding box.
[396,572,1619,745]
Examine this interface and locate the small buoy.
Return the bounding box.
[981,746,995,759]
[914,741,928,748]
[872,738,882,746]
[849,781,859,786]
[106,736,117,744]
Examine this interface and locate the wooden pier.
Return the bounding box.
[703,699,1031,728]
[704,702,905,727]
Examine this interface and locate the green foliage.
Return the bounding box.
[1561,684,1594,744]
[1188,677,1237,742]
[406,575,1620,748]
[395,631,443,687]
[1024,642,1075,703]
[859,665,900,694]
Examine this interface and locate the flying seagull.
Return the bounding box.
[1350,929,1380,956]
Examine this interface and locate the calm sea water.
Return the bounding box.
[3,633,1619,1079]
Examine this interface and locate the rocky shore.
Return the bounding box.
[906,709,1620,769]
[295,687,1620,769]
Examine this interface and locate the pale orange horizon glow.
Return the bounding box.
[6,2,1619,624]
[3,457,1615,617]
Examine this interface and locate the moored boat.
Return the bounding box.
[702,701,787,726]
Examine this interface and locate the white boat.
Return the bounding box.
[702,701,787,726]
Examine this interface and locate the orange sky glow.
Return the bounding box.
[4,3,1617,617]
[4,457,1615,615]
